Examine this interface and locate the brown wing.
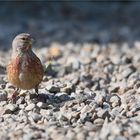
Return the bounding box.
[27,53,44,82]
[7,57,21,86]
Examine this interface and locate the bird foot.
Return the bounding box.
[8,90,19,104]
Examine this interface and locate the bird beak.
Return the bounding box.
[25,38,34,50]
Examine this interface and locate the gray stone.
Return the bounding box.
[72,60,81,70]
[94,118,104,125]
[95,94,105,106]
[4,104,18,114]
[29,112,42,123]
[0,91,7,101]
[110,107,123,118]
[40,109,52,116]
[16,96,25,105]
[81,105,91,114]
[37,102,48,109]
[61,83,75,94]
[97,109,110,119]
[46,84,60,93]
[25,103,35,111]
[121,67,134,78]
[110,95,121,107]
[80,113,87,123]
[19,104,25,109]
[0,84,6,89]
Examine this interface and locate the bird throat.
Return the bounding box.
[17,48,32,57]
[18,51,24,57]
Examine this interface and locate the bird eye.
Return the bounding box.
[22,38,26,40]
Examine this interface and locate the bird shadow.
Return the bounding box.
[29,92,75,108]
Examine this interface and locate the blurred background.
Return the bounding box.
[0,0,140,50]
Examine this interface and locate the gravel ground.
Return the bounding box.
[0,41,140,140]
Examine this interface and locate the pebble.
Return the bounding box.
[81,105,91,114]
[29,112,42,123]
[16,96,25,105]
[94,118,104,125]
[72,60,81,70]
[97,109,110,119]
[46,84,60,93]
[0,91,7,101]
[25,103,36,111]
[40,109,52,116]
[61,83,75,94]
[110,107,123,118]
[121,67,134,78]
[110,95,121,107]
[37,102,48,109]
[4,104,18,114]
[95,94,105,106]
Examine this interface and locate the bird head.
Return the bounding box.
[12,33,34,54]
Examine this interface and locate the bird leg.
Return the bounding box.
[35,85,39,95]
[34,85,45,102]
[11,88,20,103]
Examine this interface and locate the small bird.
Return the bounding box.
[7,33,44,100]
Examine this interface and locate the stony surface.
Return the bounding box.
[0,42,140,140]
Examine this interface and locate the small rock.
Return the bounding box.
[37,102,48,109]
[19,110,26,115]
[97,109,110,119]
[0,91,7,101]
[61,83,75,94]
[81,105,91,114]
[121,67,135,78]
[103,102,111,110]
[110,95,121,107]
[25,103,35,111]
[72,60,81,70]
[16,96,25,105]
[40,109,52,116]
[94,118,104,125]
[4,104,18,114]
[95,94,105,106]
[5,83,15,90]
[19,104,25,109]
[110,107,123,118]
[80,113,87,123]
[46,84,60,93]
[29,112,42,123]
[58,113,68,121]
[110,55,121,65]
[0,84,6,89]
